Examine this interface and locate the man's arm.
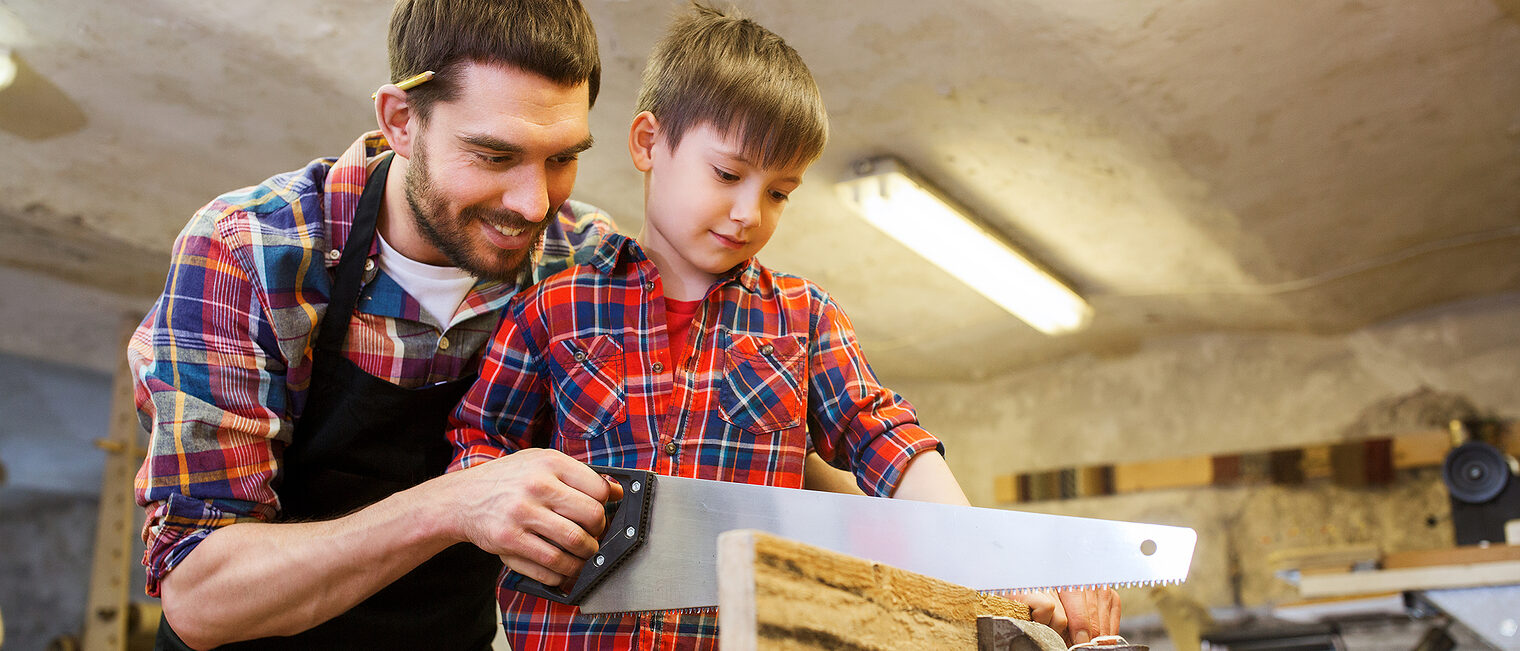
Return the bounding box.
[161,449,614,649]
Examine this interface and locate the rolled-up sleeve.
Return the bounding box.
[130,204,292,596]
[804,293,944,498]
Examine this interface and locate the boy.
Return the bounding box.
[448,3,1094,648]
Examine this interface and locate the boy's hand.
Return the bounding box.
[1009,588,1121,645]
[443,448,622,587]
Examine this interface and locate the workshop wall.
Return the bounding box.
[0,353,115,650]
[893,291,1520,618]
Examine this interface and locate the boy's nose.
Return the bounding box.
[729,195,761,227]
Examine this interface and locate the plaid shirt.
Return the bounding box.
[129,131,613,597]
[448,233,943,649]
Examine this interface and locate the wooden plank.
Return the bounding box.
[1296,560,1520,598]
[1392,430,1452,469]
[1267,544,1381,574]
[994,426,1515,504]
[993,474,1018,504]
[1382,545,1520,569]
[81,319,144,651]
[1112,456,1213,493]
[718,530,1036,651]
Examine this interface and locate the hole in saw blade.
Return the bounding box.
[1140,539,1157,556]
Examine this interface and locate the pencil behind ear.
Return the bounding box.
[375,85,417,159]
[629,110,660,172]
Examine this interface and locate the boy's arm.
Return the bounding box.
[803,292,1120,645]
[888,449,970,504]
[804,293,942,497]
[448,300,553,470]
[891,434,1120,645]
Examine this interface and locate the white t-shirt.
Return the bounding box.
[375,233,477,329]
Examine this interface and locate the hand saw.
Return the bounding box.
[504,466,1197,614]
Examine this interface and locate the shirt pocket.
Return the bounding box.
[718,331,807,435]
[547,334,627,440]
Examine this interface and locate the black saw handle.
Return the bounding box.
[502,465,654,605]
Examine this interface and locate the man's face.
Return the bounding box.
[638,122,808,290]
[404,62,593,283]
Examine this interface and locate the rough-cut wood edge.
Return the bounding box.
[718,530,1033,651]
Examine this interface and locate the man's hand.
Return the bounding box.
[442,448,622,588]
[1010,588,1121,645]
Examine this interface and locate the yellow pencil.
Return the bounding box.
[372,71,435,100]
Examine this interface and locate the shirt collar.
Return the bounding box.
[591,232,762,291]
[321,131,393,271]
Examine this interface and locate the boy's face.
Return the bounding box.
[638,121,808,290]
[403,62,593,282]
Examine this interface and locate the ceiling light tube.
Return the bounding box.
[0,48,16,93]
[836,157,1092,335]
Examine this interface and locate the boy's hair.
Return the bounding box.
[389,0,601,120]
[636,2,828,169]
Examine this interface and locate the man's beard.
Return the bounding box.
[402,141,549,284]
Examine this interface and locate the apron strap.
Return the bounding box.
[315,154,392,354]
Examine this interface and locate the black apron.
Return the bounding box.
[157,156,501,650]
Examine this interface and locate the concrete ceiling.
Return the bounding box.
[1,0,1517,382]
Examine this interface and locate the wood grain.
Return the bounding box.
[718,530,1034,651]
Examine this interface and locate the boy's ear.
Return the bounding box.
[375,85,417,159]
[629,111,660,173]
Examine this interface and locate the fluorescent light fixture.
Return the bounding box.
[0,48,15,93]
[836,157,1092,335]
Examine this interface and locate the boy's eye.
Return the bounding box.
[713,167,740,182]
[769,190,790,202]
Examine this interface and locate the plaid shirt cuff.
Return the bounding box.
[859,424,946,498]
[447,429,510,473]
[141,494,259,597]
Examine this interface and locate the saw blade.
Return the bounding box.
[576,474,1196,614]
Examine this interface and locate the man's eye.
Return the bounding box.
[477,153,512,165]
[551,154,580,165]
[714,167,739,182]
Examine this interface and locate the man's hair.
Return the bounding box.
[636,2,828,169]
[389,0,601,119]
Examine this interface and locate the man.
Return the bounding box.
[132,0,1116,648]
[131,1,621,648]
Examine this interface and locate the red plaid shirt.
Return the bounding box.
[448,233,943,649]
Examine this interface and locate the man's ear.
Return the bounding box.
[629,111,660,173]
[375,85,418,159]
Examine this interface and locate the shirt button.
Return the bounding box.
[644,281,656,291]
[573,351,587,362]
[438,336,450,350]
[761,344,774,355]
[652,361,664,373]
[664,441,678,456]
[326,248,341,261]
[364,258,376,272]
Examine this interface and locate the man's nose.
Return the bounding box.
[501,166,551,222]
